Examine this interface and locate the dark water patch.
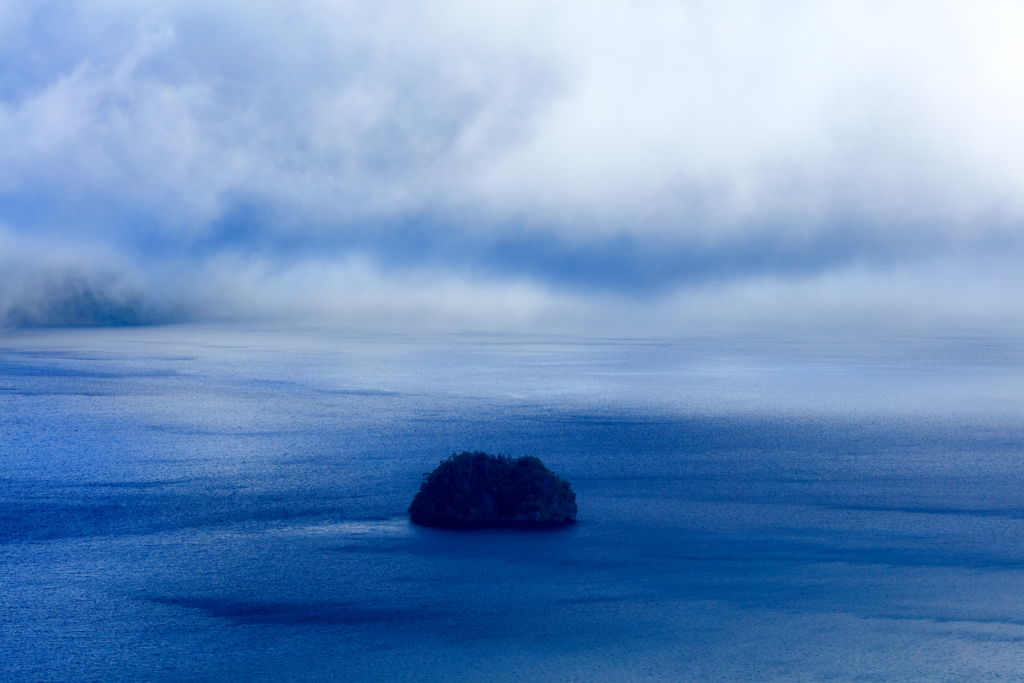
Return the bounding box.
[0,360,183,380]
[875,615,1024,628]
[149,597,426,625]
[0,494,350,543]
[0,386,117,396]
[139,423,311,437]
[0,349,193,366]
[653,534,1024,572]
[0,361,133,379]
[73,479,196,489]
[330,543,410,555]
[555,595,633,605]
[819,503,1024,520]
[318,388,403,397]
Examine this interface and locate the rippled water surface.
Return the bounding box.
[3,323,1024,681]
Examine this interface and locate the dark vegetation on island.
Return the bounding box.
[409,451,577,529]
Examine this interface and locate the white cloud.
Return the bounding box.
[3,0,1024,328]
[465,1,1024,240]
[5,1,1024,232]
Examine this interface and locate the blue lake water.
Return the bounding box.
[3,322,1024,681]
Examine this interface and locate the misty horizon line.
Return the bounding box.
[4,263,1023,336]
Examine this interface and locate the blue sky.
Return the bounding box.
[2,0,1024,330]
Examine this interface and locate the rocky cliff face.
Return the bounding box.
[408,451,577,529]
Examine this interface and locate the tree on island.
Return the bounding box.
[409,451,577,529]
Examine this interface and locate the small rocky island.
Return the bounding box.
[409,451,577,529]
